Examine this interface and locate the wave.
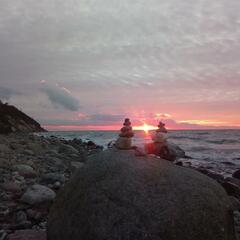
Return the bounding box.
[221,161,236,166]
[205,139,238,144]
[170,136,200,141]
[195,132,210,135]
[189,146,211,151]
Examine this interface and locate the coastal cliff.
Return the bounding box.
[0,100,46,134]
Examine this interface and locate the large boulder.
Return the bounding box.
[145,141,185,161]
[48,150,235,240]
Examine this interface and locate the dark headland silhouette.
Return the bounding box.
[0,100,46,134]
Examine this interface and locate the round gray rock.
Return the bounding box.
[13,164,37,178]
[48,150,235,240]
[145,141,185,161]
[21,184,56,205]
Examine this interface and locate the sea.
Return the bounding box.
[39,130,240,177]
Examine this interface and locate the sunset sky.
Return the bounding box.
[0,0,240,130]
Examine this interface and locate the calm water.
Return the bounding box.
[40,130,240,176]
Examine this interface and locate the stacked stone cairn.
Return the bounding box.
[115,118,134,150]
[151,121,168,143]
[145,121,171,160]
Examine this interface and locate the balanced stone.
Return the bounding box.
[115,137,132,150]
[146,122,185,161]
[115,118,134,150]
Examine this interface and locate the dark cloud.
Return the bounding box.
[41,82,80,111]
[0,87,20,100]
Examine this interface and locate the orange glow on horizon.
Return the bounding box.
[43,125,120,131]
[43,118,240,132]
[179,120,230,127]
[133,123,157,134]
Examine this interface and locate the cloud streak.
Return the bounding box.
[41,82,80,111]
[0,87,20,100]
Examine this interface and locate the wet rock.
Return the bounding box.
[48,150,235,240]
[0,158,11,168]
[70,161,84,173]
[72,138,82,144]
[41,173,66,184]
[107,140,115,148]
[145,142,185,161]
[1,182,22,194]
[7,230,46,240]
[233,170,240,179]
[10,143,24,151]
[222,181,240,197]
[45,149,59,156]
[15,211,27,224]
[0,208,10,219]
[221,161,235,166]
[52,181,61,190]
[196,168,225,183]
[175,161,183,166]
[26,143,43,153]
[9,221,32,230]
[26,209,43,222]
[13,164,37,178]
[0,144,11,153]
[21,184,56,205]
[86,141,96,147]
[46,157,64,168]
[58,144,78,154]
[225,177,240,187]
[13,175,25,182]
[1,192,13,201]
[0,230,7,240]
[22,149,34,156]
[229,196,240,211]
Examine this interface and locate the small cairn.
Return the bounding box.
[115,118,134,149]
[151,121,168,143]
[145,121,170,159]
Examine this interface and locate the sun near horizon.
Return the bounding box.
[133,123,158,134]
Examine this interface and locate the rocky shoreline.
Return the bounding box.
[0,133,103,240]
[0,133,240,239]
